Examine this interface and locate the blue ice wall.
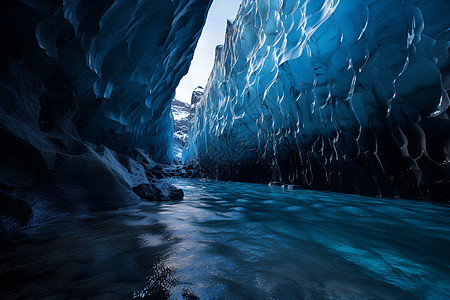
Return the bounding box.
[184,0,450,201]
[33,0,212,162]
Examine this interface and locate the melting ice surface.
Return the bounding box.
[184,0,450,200]
[1,179,450,299]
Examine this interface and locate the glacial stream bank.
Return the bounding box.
[1,178,449,299]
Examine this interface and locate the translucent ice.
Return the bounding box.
[33,0,213,162]
[184,0,450,201]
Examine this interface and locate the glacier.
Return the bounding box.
[63,0,212,162]
[3,0,212,163]
[0,0,212,228]
[184,0,450,201]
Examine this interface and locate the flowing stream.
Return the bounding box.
[1,178,449,299]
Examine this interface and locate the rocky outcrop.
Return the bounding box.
[190,86,204,107]
[133,182,184,202]
[0,60,183,231]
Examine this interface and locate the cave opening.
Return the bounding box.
[174,0,242,104]
[171,0,242,160]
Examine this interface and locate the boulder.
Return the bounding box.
[133,182,184,201]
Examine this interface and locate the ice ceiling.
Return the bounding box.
[31,0,213,162]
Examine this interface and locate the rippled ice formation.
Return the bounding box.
[1,179,449,299]
[33,0,212,162]
[184,0,450,201]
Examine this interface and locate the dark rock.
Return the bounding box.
[148,164,166,179]
[33,147,141,213]
[133,182,183,202]
[0,58,166,228]
[183,161,202,178]
[0,192,32,226]
[0,57,56,188]
[190,86,204,107]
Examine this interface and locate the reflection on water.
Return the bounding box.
[1,178,450,299]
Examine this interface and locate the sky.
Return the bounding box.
[174,0,243,103]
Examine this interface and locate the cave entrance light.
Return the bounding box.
[174,0,242,104]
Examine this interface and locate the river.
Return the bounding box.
[1,178,449,299]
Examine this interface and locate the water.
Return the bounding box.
[1,178,449,299]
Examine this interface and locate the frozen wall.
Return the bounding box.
[65,0,213,161]
[184,0,450,201]
[4,0,212,162]
[0,0,212,227]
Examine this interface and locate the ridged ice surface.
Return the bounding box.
[33,0,212,162]
[184,0,450,201]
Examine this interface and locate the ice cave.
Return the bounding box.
[1,0,450,298]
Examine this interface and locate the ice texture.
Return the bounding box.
[0,1,211,227]
[184,0,450,201]
[31,0,212,162]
